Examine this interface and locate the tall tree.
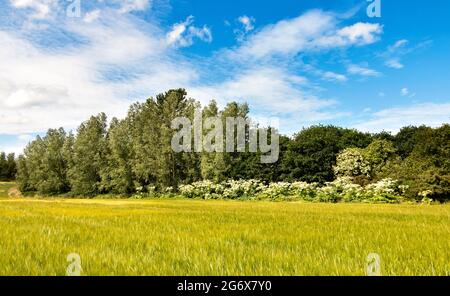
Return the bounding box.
[103,117,135,194]
[67,113,109,196]
[281,125,373,183]
[131,89,199,190]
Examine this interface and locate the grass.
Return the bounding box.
[0,182,449,276]
[0,182,16,198]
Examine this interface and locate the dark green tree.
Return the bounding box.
[280,125,372,183]
[67,113,109,196]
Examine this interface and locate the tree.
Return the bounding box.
[334,139,398,185]
[219,101,251,180]
[362,139,398,178]
[334,148,371,178]
[281,125,372,183]
[103,117,135,194]
[67,113,109,196]
[0,152,16,181]
[16,155,30,192]
[394,125,432,159]
[15,129,69,194]
[6,153,16,180]
[131,89,199,190]
[200,100,228,182]
[38,128,69,194]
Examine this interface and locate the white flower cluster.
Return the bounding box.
[178,177,408,203]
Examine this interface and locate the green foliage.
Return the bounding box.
[16,128,68,194]
[333,148,371,179]
[177,178,406,204]
[334,139,399,185]
[130,89,200,191]
[381,124,450,201]
[280,125,372,183]
[0,152,16,181]
[103,118,135,194]
[394,125,432,159]
[13,89,449,201]
[67,113,108,196]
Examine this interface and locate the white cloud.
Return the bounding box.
[83,9,101,23]
[333,22,382,44]
[117,0,151,13]
[322,71,348,82]
[381,39,432,70]
[383,40,408,69]
[385,58,404,69]
[391,39,408,50]
[234,15,256,41]
[231,10,382,60]
[401,88,409,96]
[238,15,255,33]
[354,103,450,133]
[9,0,58,19]
[237,15,255,32]
[347,64,380,77]
[187,67,347,134]
[188,67,334,115]
[166,16,212,47]
[0,7,388,153]
[0,14,170,134]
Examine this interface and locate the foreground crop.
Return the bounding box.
[0,198,449,275]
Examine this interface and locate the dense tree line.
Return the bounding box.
[0,152,16,181]
[15,89,450,201]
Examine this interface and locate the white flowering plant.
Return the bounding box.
[363,178,407,203]
[177,178,407,203]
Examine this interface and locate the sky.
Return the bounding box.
[0,0,449,154]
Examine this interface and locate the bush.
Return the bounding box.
[177,178,408,203]
[363,178,406,203]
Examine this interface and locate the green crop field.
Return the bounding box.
[0,182,449,276]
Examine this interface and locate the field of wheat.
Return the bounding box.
[0,182,449,276]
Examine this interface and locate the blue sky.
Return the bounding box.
[1,0,449,154]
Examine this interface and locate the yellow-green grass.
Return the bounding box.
[0,182,16,198]
[0,184,449,275]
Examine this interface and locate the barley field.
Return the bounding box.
[0,182,449,276]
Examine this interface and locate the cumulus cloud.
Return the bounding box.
[238,15,255,33]
[166,16,212,47]
[230,10,382,61]
[316,22,383,47]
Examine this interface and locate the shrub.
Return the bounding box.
[291,181,318,201]
[258,182,293,200]
[363,178,406,203]
[222,180,266,200]
[177,178,409,203]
